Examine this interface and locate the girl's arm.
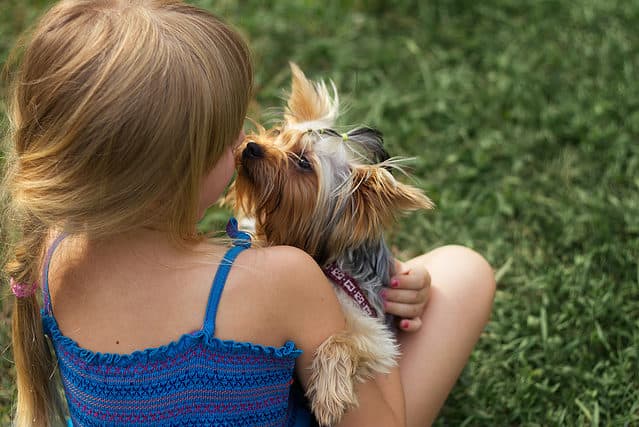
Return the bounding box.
[267,246,405,427]
[338,367,405,427]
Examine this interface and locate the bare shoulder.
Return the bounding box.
[242,245,346,342]
[219,245,345,345]
[238,245,339,310]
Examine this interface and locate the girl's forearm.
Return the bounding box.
[336,367,405,427]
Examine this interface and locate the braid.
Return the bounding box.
[5,211,65,426]
[6,211,45,283]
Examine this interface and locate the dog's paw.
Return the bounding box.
[306,331,360,426]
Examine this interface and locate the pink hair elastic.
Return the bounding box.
[10,277,38,298]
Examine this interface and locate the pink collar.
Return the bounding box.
[322,263,378,318]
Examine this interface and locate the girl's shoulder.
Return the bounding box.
[215,244,341,344]
[237,244,324,284]
[235,244,339,310]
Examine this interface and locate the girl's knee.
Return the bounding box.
[440,244,494,297]
[439,244,494,287]
[415,244,496,317]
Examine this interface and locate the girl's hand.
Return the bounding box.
[382,260,431,332]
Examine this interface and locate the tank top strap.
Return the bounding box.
[203,218,252,335]
[42,233,68,316]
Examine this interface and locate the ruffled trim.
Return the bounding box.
[42,311,302,367]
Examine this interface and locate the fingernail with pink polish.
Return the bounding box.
[391,278,399,288]
[401,320,409,329]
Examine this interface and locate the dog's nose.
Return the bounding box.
[242,142,264,160]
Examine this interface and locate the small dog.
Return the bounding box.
[230,63,433,426]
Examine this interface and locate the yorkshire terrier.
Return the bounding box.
[230,63,433,426]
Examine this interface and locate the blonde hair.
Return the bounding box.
[2,0,252,424]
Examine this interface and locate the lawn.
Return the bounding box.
[1,0,638,425]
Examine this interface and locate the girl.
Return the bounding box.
[2,1,494,426]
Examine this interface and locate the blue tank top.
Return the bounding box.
[41,219,316,426]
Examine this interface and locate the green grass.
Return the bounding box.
[2,0,638,425]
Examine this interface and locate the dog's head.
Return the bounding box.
[232,63,433,264]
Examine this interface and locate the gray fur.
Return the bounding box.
[336,240,396,323]
[310,129,397,326]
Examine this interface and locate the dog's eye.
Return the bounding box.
[297,155,312,171]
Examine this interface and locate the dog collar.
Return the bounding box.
[322,263,378,318]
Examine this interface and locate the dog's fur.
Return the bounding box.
[229,63,433,426]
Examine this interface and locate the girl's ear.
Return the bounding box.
[342,165,434,241]
[284,62,339,129]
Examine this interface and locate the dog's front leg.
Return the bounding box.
[306,295,400,426]
[337,294,400,382]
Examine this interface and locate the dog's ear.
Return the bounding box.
[285,62,339,129]
[343,166,433,240]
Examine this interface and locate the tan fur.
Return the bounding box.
[337,292,400,381]
[307,331,361,426]
[338,166,434,248]
[231,128,325,256]
[285,63,338,127]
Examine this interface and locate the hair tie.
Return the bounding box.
[10,277,38,298]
